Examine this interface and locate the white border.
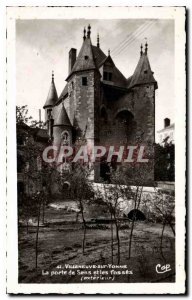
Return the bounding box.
[6,6,186,294]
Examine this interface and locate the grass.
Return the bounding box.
[18,200,175,283]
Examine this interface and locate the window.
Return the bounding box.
[61,131,70,145]
[82,77,87,86]
[108,72,113,81]
[103,71,113,81]
[84,55,89,60]
[103,72,108,80]
[71,81,74,89]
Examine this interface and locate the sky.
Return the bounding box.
[16,18,174,133]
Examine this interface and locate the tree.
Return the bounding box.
[153,188,175,261]
[154,143,175,181]
[16,105,55,269]
[16,105,44,128]
[95,180,129,264]
[108,142,155,260]
[57,163,94,254]
[16,105,33,125]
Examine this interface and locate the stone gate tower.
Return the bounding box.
[43,25,158,183]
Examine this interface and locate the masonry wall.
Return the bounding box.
[67,71,97,148]
[132,84,155,144]
[95,83,155,184]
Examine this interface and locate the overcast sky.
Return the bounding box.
[16,18,174,132]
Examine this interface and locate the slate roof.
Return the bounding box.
[157,124,175,133]
[54,104,72,127]
[92,45,107,68]
[58,83,68,101]
[66,37,96,80]
[128,52,157,89]
[101,55,128,88]
[43,79,58,108]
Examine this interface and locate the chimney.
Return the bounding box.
[164,118,170,128]
[68,48,77,74]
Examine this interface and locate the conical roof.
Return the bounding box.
[54,104,72,127]
[43,76,58,108]
[128,51,157,89]
[66,36,96,80]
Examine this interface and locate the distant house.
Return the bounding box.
[157,118,175,146]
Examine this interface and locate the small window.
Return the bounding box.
[103,71,113,81]
[103,72,108,80]
[71,81,74,89]
[84,55,89,60]
[144,70,148,74]
[82,77,87,86]
[108,72,113,81]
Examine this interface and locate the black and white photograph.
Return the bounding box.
[6,6,186,294]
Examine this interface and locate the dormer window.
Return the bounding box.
[84,55,89,60]
[108,72,113,81]
[103,71,113,81]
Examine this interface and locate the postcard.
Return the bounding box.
[6,6,186,294]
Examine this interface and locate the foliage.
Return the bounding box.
[154,143,175,181]
[57,163,94,254]
[16,105,44,128]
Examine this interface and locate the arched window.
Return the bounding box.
[115,110,135,143]
[61,130,70,145]
[115,110,134,126]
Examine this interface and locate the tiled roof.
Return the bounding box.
[101,55,128,88]
[58,83,68,101]
[157,124,175,133]
[92,45,107,68]
[112,65,128,88]
[35,128,49,139]
[66,37,96,80]
[43,79,58,108]
[128,52,157,89]
[54,104,72,127]
[127,75,133,87]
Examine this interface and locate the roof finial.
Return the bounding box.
[108,49,110,56]
[83,27,86,41]
[87,24,91,38]
[97,33,100,48]
[144,38,148,54]
[140,43,143,56]
[52,70,54,82]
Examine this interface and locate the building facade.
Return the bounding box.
[43,25,158,183]
[157,118,175,146]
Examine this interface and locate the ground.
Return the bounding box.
[18,200,175,283]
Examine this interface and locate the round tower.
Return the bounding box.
[53,103,72,147]
[43,71,58,138]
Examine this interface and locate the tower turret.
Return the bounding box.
[43,71,58,138]
[128,42,157,89]
[53,103,72,147]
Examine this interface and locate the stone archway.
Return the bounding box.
[114,109,135,144]
[128,209,146,221]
